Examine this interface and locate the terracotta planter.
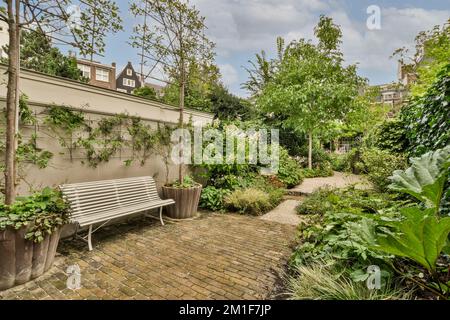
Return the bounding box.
[0,227,62,291]
[162,185,202,219]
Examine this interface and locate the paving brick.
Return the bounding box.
[0,214,295,300]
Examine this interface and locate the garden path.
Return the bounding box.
[261,199,303,226]
[260,172,371,225]
[290,172,371,195]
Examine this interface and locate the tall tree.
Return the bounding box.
[78,0,123,61]
[208,84,253,121]
[242,37,285,98]
[258,16,366,169]
[130,0,215,182]
[2,29,85,81]
[393,19,450,96]
[162,61,220,112]
[0,1,122,204]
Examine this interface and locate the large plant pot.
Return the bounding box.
[162,185,202,219]
[0,227,62,291]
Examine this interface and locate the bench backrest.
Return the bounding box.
[60,176,161,221]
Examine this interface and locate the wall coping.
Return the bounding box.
[0,63,214,120]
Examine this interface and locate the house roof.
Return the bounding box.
[77,58,115,70]
[116,61,139,80]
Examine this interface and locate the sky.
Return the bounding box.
[98,0,450,97]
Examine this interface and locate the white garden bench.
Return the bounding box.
[60,176,175,251]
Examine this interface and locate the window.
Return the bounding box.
[123,78,136,87]
[117,88,127,93]
[78,64,91,79]
[96,68,109,82]
[127,69,132,76]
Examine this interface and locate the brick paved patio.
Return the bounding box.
[0,213,296,300]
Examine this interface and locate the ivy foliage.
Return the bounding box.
[401,64,450,157]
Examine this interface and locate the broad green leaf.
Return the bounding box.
[374,207,450,273]
[389,146,450,209]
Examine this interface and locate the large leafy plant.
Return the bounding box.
[373,146,450,298]
[376,207,450,273]
[0,188,70,243]
[389,146,450,212]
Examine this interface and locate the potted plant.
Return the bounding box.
[162,176,202,219]
[0,187,69,291]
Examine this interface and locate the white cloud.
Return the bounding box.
[192,0,329,55]
[189,0,449,92]
[331,7,450,81]
[219,64,239,88]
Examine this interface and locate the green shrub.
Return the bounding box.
[366,119,409,154]
[300,164,334,179]
[330,153,347,172]
[360,148,407,191]
[277,147,304,188]
[297,145,332,168]
[224,188,281,216]
[342,148,364,174]
[401,63,450,157]
[199,186,231,212]
[296,187,399,216]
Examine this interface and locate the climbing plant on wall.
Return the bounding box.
[44,105,87,161]
[0,95,54,194]
[43,105,174,169]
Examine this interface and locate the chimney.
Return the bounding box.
[112,62,116,68]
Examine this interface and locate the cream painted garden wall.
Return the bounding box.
[0,65,214,196]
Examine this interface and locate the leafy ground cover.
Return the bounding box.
[289,146,450,300]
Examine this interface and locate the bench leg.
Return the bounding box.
[159,207,165,226]
[88,225,93,251]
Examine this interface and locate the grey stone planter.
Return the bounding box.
[0,227,62,291]
[162,185,202,219]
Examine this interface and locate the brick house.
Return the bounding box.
[76,59,117,90]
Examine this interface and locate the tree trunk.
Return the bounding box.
[4,0,20,205]
[90,11,97,61]
[178,77,185,183]
[139,2,148,88]
[308,131,313,170]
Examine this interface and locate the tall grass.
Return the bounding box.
[287,262,412,300]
